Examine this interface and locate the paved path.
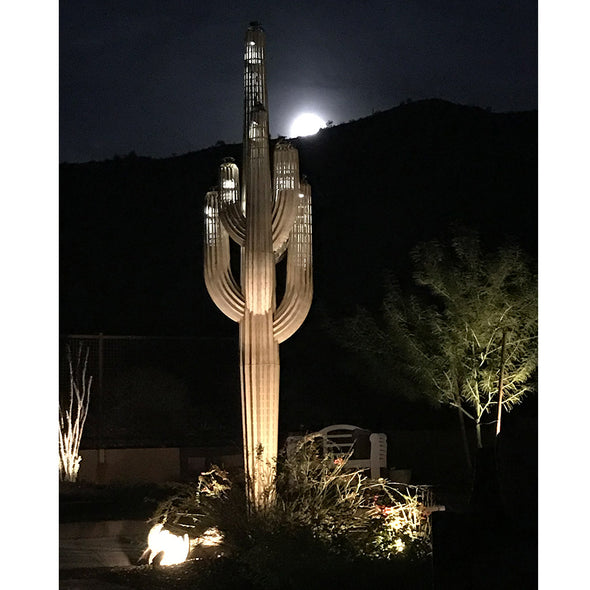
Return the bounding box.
[60,537,136,569]
[60,520,148,588]
[60,577,134,590]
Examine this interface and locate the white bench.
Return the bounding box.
[286,423,387,480]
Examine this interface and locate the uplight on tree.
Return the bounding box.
[59,345,92,482]
[411,234,538,450]
[330,232,537,467]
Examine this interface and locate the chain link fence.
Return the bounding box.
[59,334,241,449]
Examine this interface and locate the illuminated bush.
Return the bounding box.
[148,440,434,564]
[367,486,433,560]
[273,438,433,559]
[148,466,231,537]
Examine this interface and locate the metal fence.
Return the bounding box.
[59,334,241,449]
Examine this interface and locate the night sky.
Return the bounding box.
[60,0,538,163]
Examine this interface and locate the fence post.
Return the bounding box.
[96,332,106,483]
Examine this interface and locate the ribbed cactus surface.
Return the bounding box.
[204,23,312,506]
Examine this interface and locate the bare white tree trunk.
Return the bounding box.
[495,330,507,437]
[59,345,92,482]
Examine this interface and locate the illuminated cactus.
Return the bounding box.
[204,22,312,507]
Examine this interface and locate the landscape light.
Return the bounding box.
[394,538,406,553]
[147,523,190,566]
[197,527,223,547]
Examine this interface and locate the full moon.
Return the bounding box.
[289,113,325,137]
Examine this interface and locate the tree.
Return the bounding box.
[330,233,537,466]
[328,281,437,405]
[59,345,92,482]
[411,234,537,450]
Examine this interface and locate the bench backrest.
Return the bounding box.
[287,424,387,479]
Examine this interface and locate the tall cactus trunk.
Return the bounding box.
[203,23,313,509]
[240,312,280,505]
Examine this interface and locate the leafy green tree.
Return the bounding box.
[330,233,537,464]
[411,234,537,449]
[328,281,436,404]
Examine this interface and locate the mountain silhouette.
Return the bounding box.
[60,99,536,338]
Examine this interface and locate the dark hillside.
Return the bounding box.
[60,144,240,337]
[60,99,536,336]
[293,99,536,313]
[60,99,537,439]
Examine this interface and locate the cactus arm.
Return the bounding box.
[204,191,245,322]
[218,161,246,246]
[272,188,298,259]
[271,142,300,258]
[219,203,246,247]
[273,182,313,343]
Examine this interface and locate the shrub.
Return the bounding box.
[148,438,434,587]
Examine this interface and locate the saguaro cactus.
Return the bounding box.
[204,22,312,507]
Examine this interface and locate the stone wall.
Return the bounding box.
[78,447,243,484]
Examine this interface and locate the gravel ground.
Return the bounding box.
[59,560,249,590]
[60,575,136,590]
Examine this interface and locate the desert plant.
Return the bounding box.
[410,234,538,449]
[149,466,232,539]
[272,437,375,549]
[273,437,434,560]
[59,344,92,482]
[204,24,313,508]
[149,438,434,566]
[366,484,434,560]
[330,233,538,466]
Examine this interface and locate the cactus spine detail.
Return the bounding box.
[204,23,313,507]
